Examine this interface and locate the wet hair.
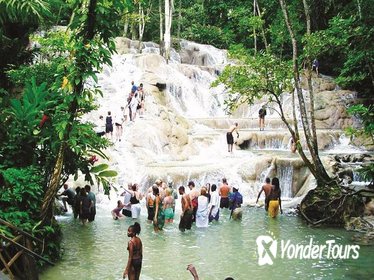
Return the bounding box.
[271,177,280,191]
[225,277,235,280]
[80,188,87,196]
[234,122,238,126]
[99,115,103,119]
[222,178,227,183]
[188,181,195,187]
[129,222,141,235]
[152,185,159,195]
[200,188,207,195]
[108,111,111,115]
[85,185,91,192]
[140,83,143,87]
[179,186,185,192]
[117,200,122,207]
[63,183,68,189]
[132,184,137,191]
[211,184,217,191]
[75,186,81,194]
[265,177,271,184]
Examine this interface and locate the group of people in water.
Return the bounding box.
[119,177,282,280]
[111,177,246,232]
[57,184,97,225]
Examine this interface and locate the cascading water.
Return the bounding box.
[278,165,294,198]
[326,134,364,154]
[82,38,371,208]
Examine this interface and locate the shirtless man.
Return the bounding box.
[219,178,231,209]
[226,122,239,153]
[179,186,193,231]
[188,181,200,222]
[255,177,273,211]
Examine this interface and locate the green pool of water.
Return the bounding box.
[40,206,374,280]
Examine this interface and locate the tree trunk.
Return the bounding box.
[123,16,129,37]
[164,0,173,63]
[253,0,257,54]
[138,3,144,53]
[279,0,365,226]
[159,0,164,55]
[302,0,318,153]
[255,0,269,51]
[40,0,98,225]
[138,1,153,53]
[279,0,331,185]
[177,0,182,40]
[131,21,136,40]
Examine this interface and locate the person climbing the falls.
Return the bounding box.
[312,58,319,76]
[105,111,113,139]
[255,177,273,211]
[268,177,283,218]
[259,105,266,131]
[123,222,142,280]
[226,122,239,153]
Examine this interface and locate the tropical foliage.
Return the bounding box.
[0,0,123,265]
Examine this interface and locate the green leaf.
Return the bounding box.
[90,163,109,173]
[98,170,117,177]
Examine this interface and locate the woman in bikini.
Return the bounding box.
[123,222,142,280]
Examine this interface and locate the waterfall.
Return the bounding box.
[326,134,364,154]
[81,38,367,209]
[278,165,293,199]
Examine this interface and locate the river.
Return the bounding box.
[41,204,374,280]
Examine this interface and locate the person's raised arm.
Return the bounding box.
[256,188,263,204]
[187,264,199,280]
[120,188,133,196]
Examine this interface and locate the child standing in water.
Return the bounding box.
[123,222,142,280]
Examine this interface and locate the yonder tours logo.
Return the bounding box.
[256,234,360,266]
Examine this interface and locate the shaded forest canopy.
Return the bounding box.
[1,0,373,96]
